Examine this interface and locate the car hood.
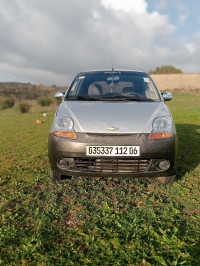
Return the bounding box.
[56,101,171,134]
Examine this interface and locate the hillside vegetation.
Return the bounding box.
[0,82,67,100]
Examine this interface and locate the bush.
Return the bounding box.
[0,98,15,110]
[19,102,31,113]
[38,98,52,106]
[149,65,183,74]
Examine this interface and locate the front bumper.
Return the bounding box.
[48,132,178,178]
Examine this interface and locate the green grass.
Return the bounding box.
[0,92,200,265]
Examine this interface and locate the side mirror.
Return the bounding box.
[54,91,65,100]
[162,91,173,101]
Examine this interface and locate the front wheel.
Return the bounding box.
[157,175,175,184]
[50,168,62,181]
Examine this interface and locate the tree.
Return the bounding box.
[148,65,183,74]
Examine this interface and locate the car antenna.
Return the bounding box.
[111,58,114,72]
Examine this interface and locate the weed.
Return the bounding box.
[0,98,15,110]
[38,98,52,107]
[19,102,31,113]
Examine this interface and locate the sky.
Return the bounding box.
[0,0,200,86]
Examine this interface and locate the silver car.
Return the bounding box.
[48,70,178,184]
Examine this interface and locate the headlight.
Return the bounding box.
[53,116,77,139]
[55,116,73,130]
[149,116,174,139]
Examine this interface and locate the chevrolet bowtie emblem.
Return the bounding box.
[107,126,119,131]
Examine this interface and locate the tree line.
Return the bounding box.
[148,65,183,74]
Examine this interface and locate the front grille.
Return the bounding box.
[74,158,150,173]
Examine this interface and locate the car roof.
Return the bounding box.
[77,69,147,75]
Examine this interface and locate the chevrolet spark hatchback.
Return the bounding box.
[48,70,178,184]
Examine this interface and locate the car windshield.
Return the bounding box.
[66,71,161,102]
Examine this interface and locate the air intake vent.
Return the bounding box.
[75,158,150,173]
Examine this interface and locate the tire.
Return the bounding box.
[50,168,62,181]
[157,174,176,185]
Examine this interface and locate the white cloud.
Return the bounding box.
[0,0,199,85]
[186,43,197,54]
[101,0,147,13]
[178,13,188,25]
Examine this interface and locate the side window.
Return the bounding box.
[144,78,158,100]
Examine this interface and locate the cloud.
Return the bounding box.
[102,0,147,13]
[0,0,199,85]
[153,0,167,10]
[178,13,188,25]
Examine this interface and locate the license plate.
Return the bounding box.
[86,146,140,156]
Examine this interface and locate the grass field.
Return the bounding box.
[0,92,200,265]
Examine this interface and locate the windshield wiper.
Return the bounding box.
[77,95,103,101]
[100,95,155,102]
[66,95,102,101]
[123,96,155,102]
